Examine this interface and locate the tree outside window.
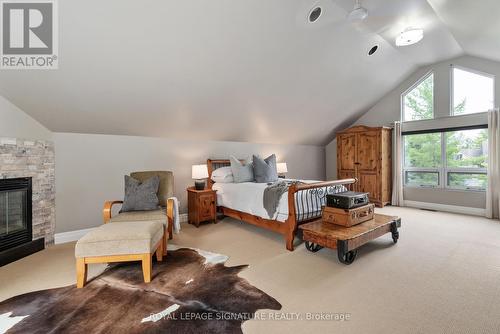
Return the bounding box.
[403,73,434,121]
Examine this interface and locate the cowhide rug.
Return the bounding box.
[0,247,281,334]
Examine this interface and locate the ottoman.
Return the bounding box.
[75,221,164,288]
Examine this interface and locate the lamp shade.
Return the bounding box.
[192,164,208,179]
[277,162,288,174]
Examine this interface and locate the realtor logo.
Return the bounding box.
[1,0,58,69]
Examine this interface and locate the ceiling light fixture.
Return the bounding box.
[395,28,424,46]
[347,0,368,22]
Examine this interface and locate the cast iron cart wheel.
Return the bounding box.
[337,239,357,265]
[391,220,400,244]
[305,241,323,252]
[338,249,357,265]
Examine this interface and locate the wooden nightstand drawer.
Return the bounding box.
[187,187,217,227]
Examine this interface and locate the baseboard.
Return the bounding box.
[55,214,189,244]
[403,200,486,217]
[54,227,96,244]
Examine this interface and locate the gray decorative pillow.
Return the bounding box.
[253,154,278,183]
[229,156,254,183]
[120,175,160,212]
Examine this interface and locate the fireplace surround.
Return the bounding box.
[0,138,54,266]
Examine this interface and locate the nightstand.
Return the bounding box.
[187,187,217,227]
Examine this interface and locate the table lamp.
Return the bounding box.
[192,164,209,190]
[277,162,288,178]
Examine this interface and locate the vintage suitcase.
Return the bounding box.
[326,191,369,209]
[322,203,375,227]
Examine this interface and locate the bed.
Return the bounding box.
[207,159,357,251]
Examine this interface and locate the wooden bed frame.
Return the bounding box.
[207,159,356,251]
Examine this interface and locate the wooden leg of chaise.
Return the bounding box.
[162,227,168,256]
[156,239,163,262]
[168,221,173,240]
[76,258,87,288]
[142,254,152,283]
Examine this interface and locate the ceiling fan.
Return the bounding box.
[347,0,369,22]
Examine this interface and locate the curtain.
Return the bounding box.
[391,121,404,206]
[486,108,500,219]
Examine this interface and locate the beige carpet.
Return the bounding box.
[1,206,500,334]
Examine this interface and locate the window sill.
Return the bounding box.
[403,186,486,193]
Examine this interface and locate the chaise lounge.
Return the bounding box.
[102,171,175,256]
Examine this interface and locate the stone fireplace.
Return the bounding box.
[0,138,55,265]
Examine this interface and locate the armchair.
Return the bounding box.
[103,171,174,256]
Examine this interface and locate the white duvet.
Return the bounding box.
[212,179,320,222]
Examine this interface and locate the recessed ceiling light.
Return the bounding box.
[309,7,322,23]
[368,45,378,56]
[395,28,424,46]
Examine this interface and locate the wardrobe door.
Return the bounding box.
[356,131,380,202]
[338,170,356,191]
[337,133,357,191]
[337,133,356,171]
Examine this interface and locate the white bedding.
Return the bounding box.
[212,179,321,222]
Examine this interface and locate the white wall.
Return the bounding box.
[0,95,52,140]
[325,55,500,208]
[325,139,337,180]
[54,133,325,233]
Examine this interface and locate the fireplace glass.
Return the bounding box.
[0,178,32,253]
[0,190,28,237]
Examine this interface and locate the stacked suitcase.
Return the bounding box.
[323,191,374,227]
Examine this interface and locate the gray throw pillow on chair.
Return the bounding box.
[230,156,254,183]
[120,175,160,212]
[253,154,278,183]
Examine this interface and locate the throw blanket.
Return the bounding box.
[263,180,289,218]
[168,197,181,233]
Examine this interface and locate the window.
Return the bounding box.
[403,128,488,191]
[405,171,439,187]
[404,133,441,187]
[445,129,487,190]
[404,133,441,168]
[452,67,494,115]
[403,73,434,121]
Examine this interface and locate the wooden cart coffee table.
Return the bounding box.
[299,213,401,265]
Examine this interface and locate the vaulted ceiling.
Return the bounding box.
[0,0,499,145]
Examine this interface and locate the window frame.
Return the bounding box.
[402,127,488,192]
[450,65,496,117]
[401,71,435,122]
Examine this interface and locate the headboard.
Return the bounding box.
[206,159,245,189]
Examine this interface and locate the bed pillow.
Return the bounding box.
[230,156,254,183]
[212,175,234,183]
[211,166,232,179]
[253,154,278,183]
[211,166,234,183]
[120,175,160,212]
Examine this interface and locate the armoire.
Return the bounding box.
[336,125,392,207]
